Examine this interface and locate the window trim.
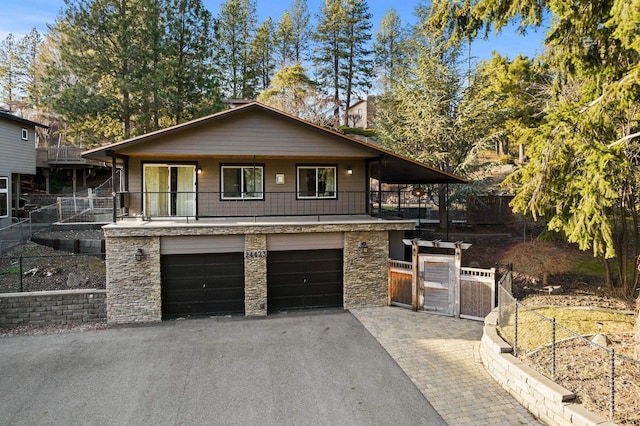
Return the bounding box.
[0,176,9,218]
[21,128,28,141]
[296,165,338,200]
[220,164,265,201]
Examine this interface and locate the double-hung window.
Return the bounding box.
[297,166,336,199]
[0,177,8,217]
[221,166,263,200]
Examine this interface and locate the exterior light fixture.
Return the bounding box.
[197,167,203,175]
[135,248,143,261]
[346,167,353,175]
[411,187,425,198]
[360,241,368,253]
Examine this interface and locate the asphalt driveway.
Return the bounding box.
[0,311,446,425]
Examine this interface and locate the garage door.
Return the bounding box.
[267,249,343,312]
[161,253,244,318]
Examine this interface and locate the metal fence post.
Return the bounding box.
[551,318,556,379]
[609,348,615,422]
[514,302,518,357]
[19,256,23,292]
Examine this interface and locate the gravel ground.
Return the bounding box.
[33,229,104,240]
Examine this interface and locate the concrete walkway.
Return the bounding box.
[351,307,540,426]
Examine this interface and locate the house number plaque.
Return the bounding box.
[245,250,266,258]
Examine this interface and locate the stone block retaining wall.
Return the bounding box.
[480,311,614,426]
[0,289,106,326]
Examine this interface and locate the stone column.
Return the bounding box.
[343,230,389,309]
[244,234,267,316]
[105,236,161,324]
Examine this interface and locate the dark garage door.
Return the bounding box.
[267,249,343,312]
[161,253,244,318]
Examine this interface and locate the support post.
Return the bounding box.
[453,242,462,318]
[411,240,420,311]
[110,152,117,223]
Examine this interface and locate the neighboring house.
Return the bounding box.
[346,97,376,129]
[82,102,464,325]
[0,110,48,228]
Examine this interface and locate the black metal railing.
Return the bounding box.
[115,190,466,221]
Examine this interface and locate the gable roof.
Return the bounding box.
[82,102,465,184]
[0,110,49,128]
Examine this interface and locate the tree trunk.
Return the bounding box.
[438,184,447,230]
[635,294,640,358]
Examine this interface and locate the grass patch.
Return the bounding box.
[499,307,634,352]
[570,255,605,277]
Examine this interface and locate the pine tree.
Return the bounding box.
[373,9,407,93]
[252,17,276,92]
[0,34,21,111]
[41,0,222,145]
[312,0,373,124]
[275,12,294,67]
[257,64,336,127]
[313,0,344,120]
[289,0,311,63]
[216,0,258,99]
[340,0,373,125]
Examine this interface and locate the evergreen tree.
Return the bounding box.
[257,64,336,127]
[275,12,294,67]
[313,0,344,120]
[340,0,373,125]
[17,29,44,110]
[216,0,258,99]
[252,17,276,92]
[312,0,373,124]
[0,34,21,111]
[164,0,220,125]
[289,0,311,63]
[41,0,222,145]
[373,8,406,92]
[470,0,640,301]
[374,3,487,224]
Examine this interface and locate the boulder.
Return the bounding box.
[591,333,611,348]
[67,272,88,288]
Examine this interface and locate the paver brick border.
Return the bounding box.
[480,310,616,426]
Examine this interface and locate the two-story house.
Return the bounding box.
[0,110,48,228]
[83,102,465,324]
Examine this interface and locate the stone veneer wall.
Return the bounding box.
[343,231,389,308]
[0,289,106,326]
[480,311,612,426]
[105,236,161,324]
[244,234,267,316]
[103,221,414,324]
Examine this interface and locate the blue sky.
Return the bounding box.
[0,0,546,64]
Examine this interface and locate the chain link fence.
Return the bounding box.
[0,253,106,293]
[497,268,640,424]
[0,219,32,257]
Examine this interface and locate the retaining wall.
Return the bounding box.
[0,289,106,326]
[480,311,614,426]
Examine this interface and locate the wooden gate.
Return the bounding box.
[389,239,495,321]
[389,260,412,308]
[460,267,496,320]
[420,254,455,316]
